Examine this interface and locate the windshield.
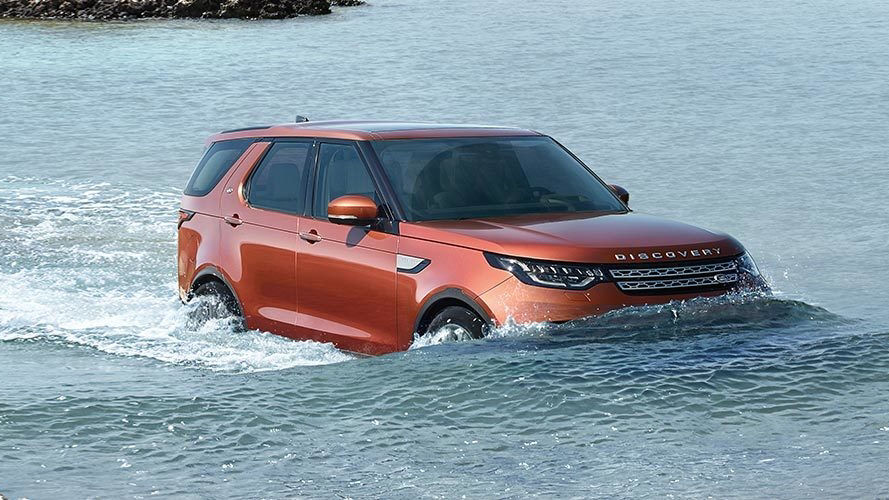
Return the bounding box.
[370,136,626,221]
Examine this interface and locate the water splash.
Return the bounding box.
[0,176,849,368]
[0,272,354,372]
[410,292,844,351]
[0,177,353,372]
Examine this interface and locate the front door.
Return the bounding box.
[296,141,398,354]
[219,140,313,335]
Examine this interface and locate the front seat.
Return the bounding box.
[411,153,470,211]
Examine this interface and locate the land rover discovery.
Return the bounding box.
[178,119,765,354]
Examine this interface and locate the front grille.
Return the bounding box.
[609,261,737,279]
[616,273,739,291]
[607,258,739,295]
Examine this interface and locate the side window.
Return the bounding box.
[313,143,380,217]
[246,142,312,214]
[184,139,253,196]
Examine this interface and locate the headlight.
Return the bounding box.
[736,252,760,277]
[484,252,605,290]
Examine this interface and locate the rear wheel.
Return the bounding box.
[189,280,244,329]
[424,306,488,341]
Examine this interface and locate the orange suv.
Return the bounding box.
[178,119,765,354]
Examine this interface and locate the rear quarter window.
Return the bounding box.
[184,139,254,196]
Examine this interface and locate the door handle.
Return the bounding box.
[224,215,243,226]
[299,230,322,243]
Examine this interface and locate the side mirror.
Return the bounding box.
[327,195,380,226]
[609,184,630,205]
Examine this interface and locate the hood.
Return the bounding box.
[400,212,745,264]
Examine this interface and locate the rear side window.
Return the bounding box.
[246,142,313,214]
[184,139,253,196]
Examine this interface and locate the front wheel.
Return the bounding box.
[188,281,245,329]
[424,306,489,341]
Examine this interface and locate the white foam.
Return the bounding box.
[409,316,553,350]
[0,271,353,372]
[0,178,354,372]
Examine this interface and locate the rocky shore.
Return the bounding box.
[0,0,362,20]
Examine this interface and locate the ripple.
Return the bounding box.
[1,177,888,498]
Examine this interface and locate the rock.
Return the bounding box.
[0,0,362,19]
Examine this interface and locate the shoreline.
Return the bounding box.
[0,0,363,21]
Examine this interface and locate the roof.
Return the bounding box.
[208,120,541,143]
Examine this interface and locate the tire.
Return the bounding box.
[189,280,245,329]
[424,306,488,340]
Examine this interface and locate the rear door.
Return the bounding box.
[295,141,398,353]
[219,140,314,334]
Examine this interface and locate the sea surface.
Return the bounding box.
[1,0,888,497]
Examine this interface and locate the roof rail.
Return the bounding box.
[220,125,271,134]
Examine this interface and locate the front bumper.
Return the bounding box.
[478,277,760,325]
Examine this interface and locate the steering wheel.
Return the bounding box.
[540,194,575,210]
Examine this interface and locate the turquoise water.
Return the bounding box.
[1,1,888,497]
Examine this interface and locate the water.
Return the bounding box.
[1,0,888,497]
